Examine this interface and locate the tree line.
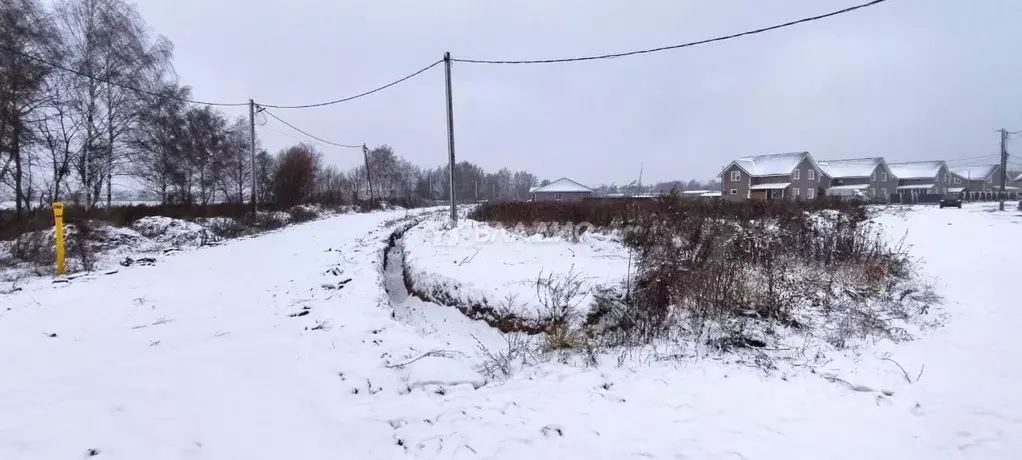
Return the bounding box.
[1,0,719,222]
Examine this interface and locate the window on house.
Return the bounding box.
[730,171,741,182]
[792,187,800,198]
[954,177,961,184]
[944,173,949,182]
[881,188,887,197]
[807,187,815,199]
[555,193,562,200]
[771,189,781,198]
[730,189,738,195]
[792,169,800,180]
[871,171,876,181]
[869,188,876,197]
[808,170,815,180]
[881,172,887,182]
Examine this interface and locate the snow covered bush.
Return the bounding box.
[608,196,939,351]
[287,205,320,223]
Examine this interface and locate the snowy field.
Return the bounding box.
[1,203,1021,459]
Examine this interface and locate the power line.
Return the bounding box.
[261,107,361,149]
[945,154,1001,164]
[0,42,249,107]
[452,0,889,65]
[258,59,444,109]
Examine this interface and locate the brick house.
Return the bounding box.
[530,178,593,202]
[718,152,826,201]
[887,161,954,200]
[817,157,898,202]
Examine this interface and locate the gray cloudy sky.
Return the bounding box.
[136,0,1022,185]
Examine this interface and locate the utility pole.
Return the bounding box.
[444,51,457,225]
[1000,128,1009,211]
[249,99,257,216]
[363,144,375,203]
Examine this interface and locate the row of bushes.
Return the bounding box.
[468,195,867,229]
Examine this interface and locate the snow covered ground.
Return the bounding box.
[402,212,629,322]
[1,203,1020,459]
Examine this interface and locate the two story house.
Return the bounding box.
[817,157,898,202]
[718,152,825,201]
[948,165,1003,196]
[888,161,954,200]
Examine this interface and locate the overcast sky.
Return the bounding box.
[135,0,1022,185]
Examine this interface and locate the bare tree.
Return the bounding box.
[0,0,61,219]
[218,117,252,203]
[273,143,321,207]
[127,82,188,204]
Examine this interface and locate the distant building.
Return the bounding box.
[817,157,897,202]
[530,178,594,202]
[718,151,825,201]
[888,161,954,199]
[949,165,1002,194]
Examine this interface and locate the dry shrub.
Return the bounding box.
[288,205,320,223]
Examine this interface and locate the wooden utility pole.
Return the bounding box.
[1000,129,1009,211]
[249,99,257,216]
[444,52,457,225]
[363,144,375,203]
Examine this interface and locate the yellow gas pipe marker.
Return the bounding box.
[53,202,65,275]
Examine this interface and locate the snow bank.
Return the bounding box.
[402,214,630,323]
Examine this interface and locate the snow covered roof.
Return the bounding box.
[721,151,812,177]
[681,190,710,195]
[528,186,539,194]
[950,165,999,181]
[817,158,883,178]
[888,161,945,179]
[700,191,722,197]
[531,178,593,193]
[749,182,791,190]
[896,184,936,190]
[948,187,966,193]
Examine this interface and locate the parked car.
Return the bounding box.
[939,193,962,209]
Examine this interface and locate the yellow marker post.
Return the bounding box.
[53,202,65,275]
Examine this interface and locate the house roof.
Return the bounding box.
[817,157,883,178]
[896,184,936,190]
[531,177,593,193]
[720,151,812,177]
[1015,172,1022,182]
[749,182,791,190]
[887,161,945,179]
[950,165,999,181]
